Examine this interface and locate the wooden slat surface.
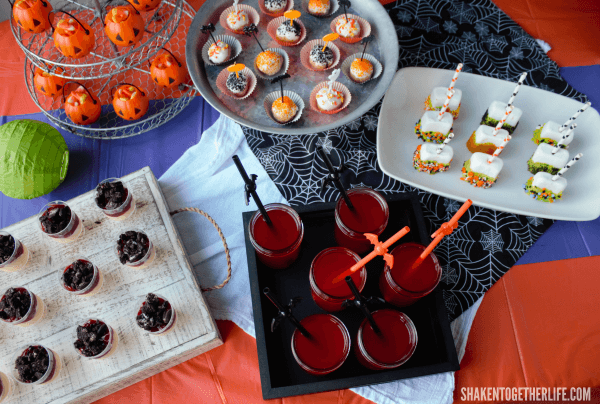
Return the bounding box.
[0,167,222,404]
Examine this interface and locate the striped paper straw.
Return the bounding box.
[487,134,511,163]
[492,105,514,136]
[558,102,591,132]
[447,64,463,93]
[552,153,583,180]
[437,89,455,121]
[507,72,527,107]
[552,123,577,154]
[437,132,454,154]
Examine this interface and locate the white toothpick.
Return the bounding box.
[233,0,239,12]
[328,68,340,92]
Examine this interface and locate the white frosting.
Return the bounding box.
[487,100,523,127]
[430,87,462,111]
[420,143,453,165]
[420,110,453,134]
[227,10,250,30]
[208,40,230,64]
[540,120,574,146]
[529,143,569,168]
[276,22,301,42]
[316,87,344,111]
[474,125,509,147]
[335,17,361,38]
[531,172,567,194]
[265,0,287,12]
[469,152,503,178]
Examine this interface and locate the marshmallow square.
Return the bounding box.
[420,111,453,134]
[474,125,509,147]
[469,152,503,178]
[531,172,567,194]
[420,143,453,165]
[540,121,574,146]
[430,87,462,111]
[529,143,569,169]
[487,100,523,127]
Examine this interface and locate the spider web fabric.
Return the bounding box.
[241,0,585,321]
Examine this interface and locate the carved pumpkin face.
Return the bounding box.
[64,85,101,125]
[104,6,145,47]
[13,0,53,34]
[34,67,67,97]
[112,85,149,121]
[127,0,162,12]
[150,51,185,88]
[53,17,96,59]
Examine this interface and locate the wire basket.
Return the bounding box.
[23,0,197,140]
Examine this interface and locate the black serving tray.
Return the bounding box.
[243,192,460,400]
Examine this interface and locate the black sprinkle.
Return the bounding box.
[276,20,301,37]
[264,0,287,9]
[226,72,248,93]
[309,45,334,66]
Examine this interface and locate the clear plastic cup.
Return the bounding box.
[12,344,62,385]
[38,201,84,243]
[0,231,29,272]
[95,178,136,221]
[0,286,46,327]
[73,318,119,360]
[58,257,104,296]
[0,371,13,403]
[115,229,156,269]
[135,293,177,335]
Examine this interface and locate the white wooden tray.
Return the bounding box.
[377,67,600,221]
[0,167,222,404]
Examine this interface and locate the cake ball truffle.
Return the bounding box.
[349,58,374,83]
[316,87,344,112]
[264,0,287,13]
[227,9,250,31]
[255,50,283,75]
[308,0,330,16]
[226,71,249,96]
[276,20,302,44]
[309,45,334,70]
[272,96,298,123]
[335,16,360,38]
[208,40,230,64]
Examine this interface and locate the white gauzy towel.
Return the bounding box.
[159,116,482,404]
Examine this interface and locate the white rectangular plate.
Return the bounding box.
[377,67,600,221]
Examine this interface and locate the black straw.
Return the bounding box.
[345,276,381,335]
[317,146,354,209]
[244,24,265,52]
[340,0,351,22]
[280,80,284,102]
[201,24,217,46]
[263,287,311,338]
[232,155,272,226]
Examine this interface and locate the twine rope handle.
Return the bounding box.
[170,207,232,292]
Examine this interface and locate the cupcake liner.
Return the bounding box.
[310,81,352,114]
[300,39,341,72]
[302,0,339,18]
[219,4,260,35]
[341,53,383,84]
[253,47,290,80]
[267,16,307,47]
[216,67,258,100]
[201,35,243,66]
[258,0,295,18]
[263,90,305,125]
[330,14,371,44]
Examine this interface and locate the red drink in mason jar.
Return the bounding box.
[249,204,304,269]
[291,314,350,375]
[355,309,418,370]
[309,247,366,312]
[334,188,389,255]
[379,242,442,307]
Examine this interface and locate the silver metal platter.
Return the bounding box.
[186,0,398,134]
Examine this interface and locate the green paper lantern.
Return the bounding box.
[0,119,69,199]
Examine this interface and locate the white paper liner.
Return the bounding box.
[201,35,243,66]
[330,13,371,44]
[216,67,258,100]
[263,90,305,125]
[302,0,339,17]
[310,81,352,114]
[258,0,295,17]
[300,39,341,72]
[341,53,383,84]
[219,4,260,35]
[267,16,307,47]
[253,47,290,80]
